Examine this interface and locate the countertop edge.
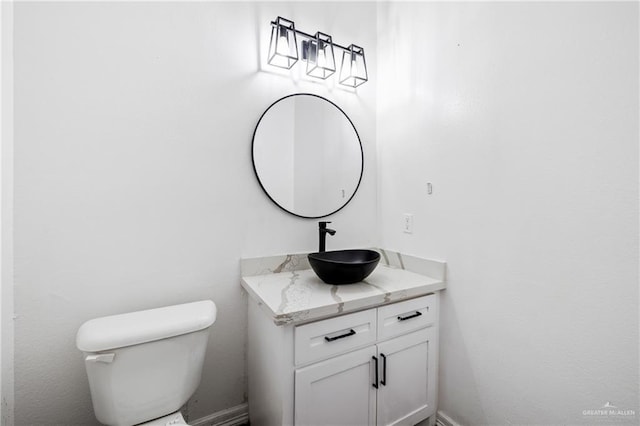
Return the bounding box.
[241,256,447,326]
[271,281,447,326]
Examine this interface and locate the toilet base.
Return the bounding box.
[139,411,188,426]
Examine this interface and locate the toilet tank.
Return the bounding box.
[76,300,217,426]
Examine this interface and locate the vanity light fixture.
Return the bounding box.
[303,32,336,79]
[339,44,368,88]
[268,17,298,69]
[267,17,368,87]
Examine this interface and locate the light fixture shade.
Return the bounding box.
[339,44,368,87]
[268,17,298,69]
[306,32,336,79]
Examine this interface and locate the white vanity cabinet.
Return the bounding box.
[247,293,439,426]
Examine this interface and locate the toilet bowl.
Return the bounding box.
[76,300,217,426]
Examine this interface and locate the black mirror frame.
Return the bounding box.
[251,93,364,219]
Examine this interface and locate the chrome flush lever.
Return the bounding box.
[85,353,115,363]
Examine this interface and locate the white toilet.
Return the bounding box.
[76,300,217,426]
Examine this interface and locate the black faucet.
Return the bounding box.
[318,221,336,252]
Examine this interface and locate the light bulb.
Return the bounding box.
[351,52,359,75]
[276,27,290,56]
[318,46,327,68]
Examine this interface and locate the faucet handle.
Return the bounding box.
[319,221,332,228]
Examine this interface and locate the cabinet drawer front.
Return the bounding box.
[377,294,436,341]
[295,309,377,366]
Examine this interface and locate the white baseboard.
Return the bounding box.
[437,410,463,426]
[190,404,456,426]
[189,403,248,426]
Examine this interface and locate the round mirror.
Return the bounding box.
[252,94,363,218]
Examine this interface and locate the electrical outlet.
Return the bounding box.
[403,214,414,234]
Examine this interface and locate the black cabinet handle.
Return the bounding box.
[324,329,356,342]
[397,311,422,321]
[380,353,387,386]
[372,356,379,389]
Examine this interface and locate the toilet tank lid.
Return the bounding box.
[76,300,217,352]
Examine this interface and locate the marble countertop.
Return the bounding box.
[241,250,446,326]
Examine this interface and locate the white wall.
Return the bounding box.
[12,2,376,424]
[1,1,15,424]
[377,2,638,425]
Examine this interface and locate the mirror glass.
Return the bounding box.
[252,94,363,218]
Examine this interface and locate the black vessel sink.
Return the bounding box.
[308,249,381,285]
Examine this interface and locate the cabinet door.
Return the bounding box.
[376,328,435,426]
[295,345,377,426]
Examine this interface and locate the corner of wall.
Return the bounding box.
[1,1,15,424]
